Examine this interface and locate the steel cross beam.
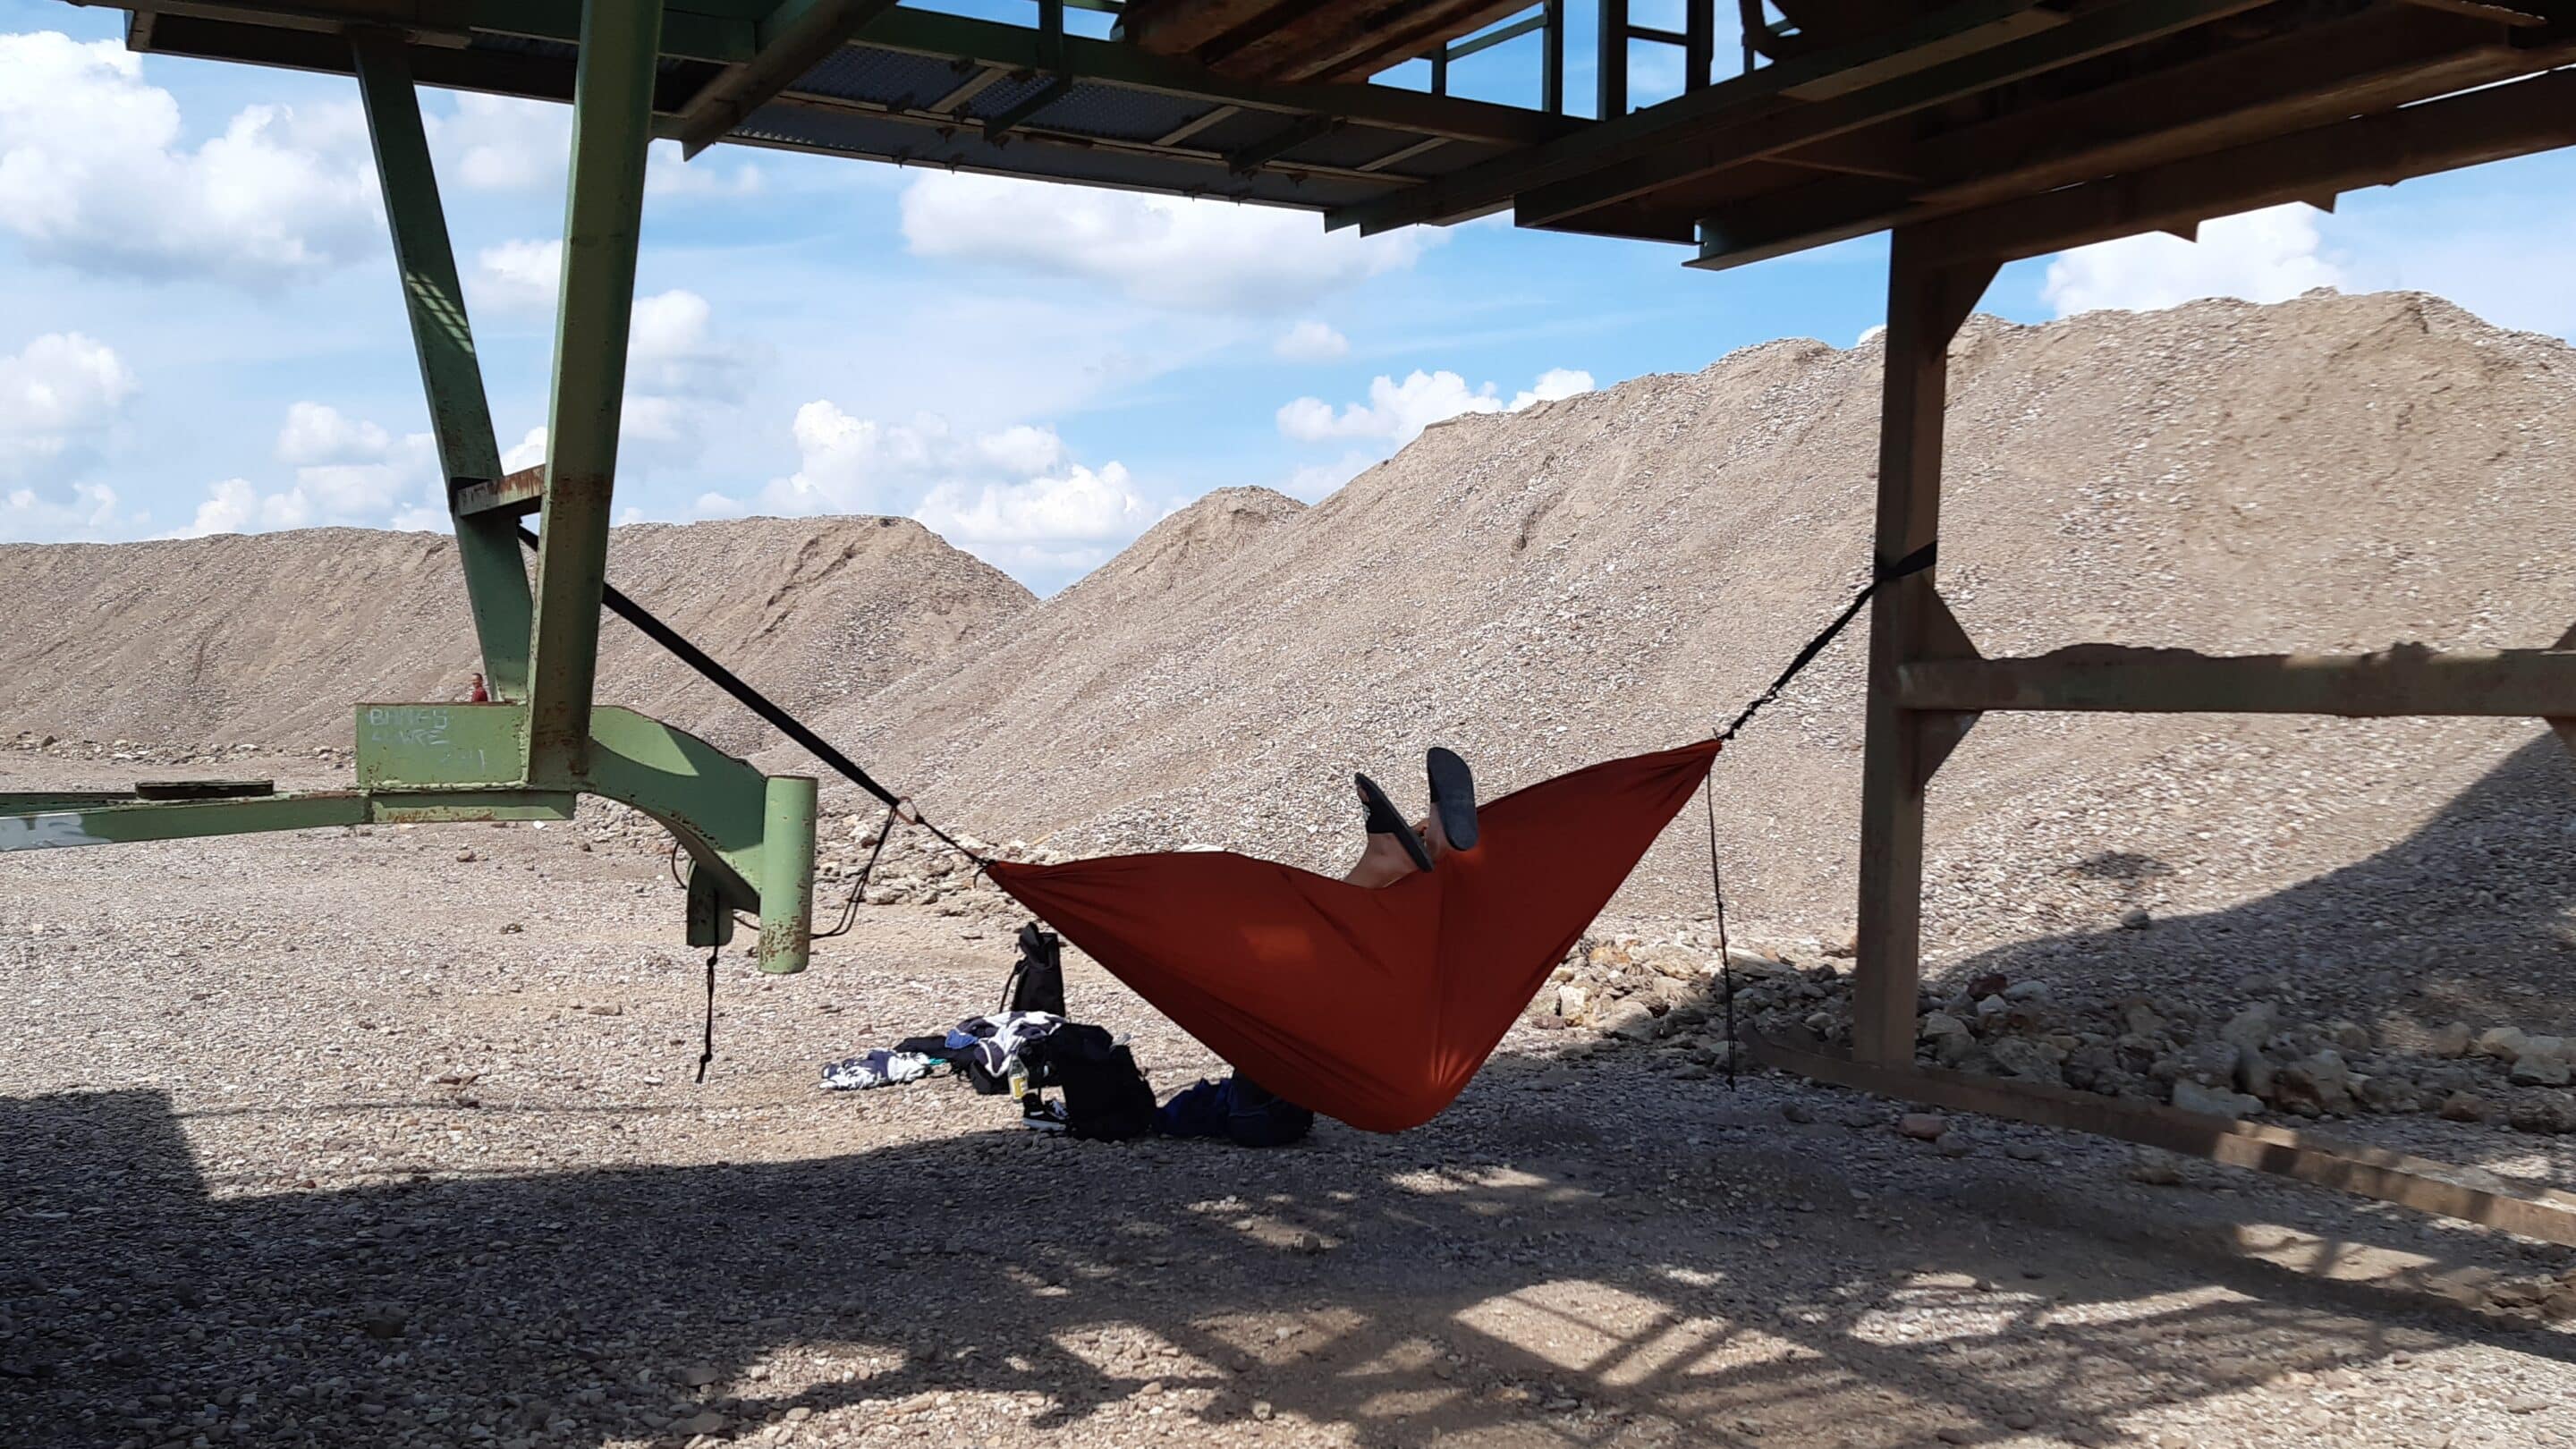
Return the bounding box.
[351,35,534,702]
[525,0,665,786]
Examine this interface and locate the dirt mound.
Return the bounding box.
[0,515,1030,756]
[807,289,2576,955]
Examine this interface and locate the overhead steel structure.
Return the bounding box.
[19,0,2576,1233]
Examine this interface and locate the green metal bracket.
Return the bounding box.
[352,35,535,705]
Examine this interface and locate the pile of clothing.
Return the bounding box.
[819,923,1309,1147]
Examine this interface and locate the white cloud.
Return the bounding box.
[1275,320,1350,361]
[487,289,758,475]
[500,427,547,472]
[429,91,759,199]
[171,402,440,538]
[275,401,390,466]
[2042,204,2343,318]
[756,402,994,515]
[434,93,565,191]
[915,461,1150,572]
[0,32,379,285]
[628,289,750,402]
[470,238,562,314]
[716,398,1152,582]
[1277,365,1593,445]
[1513,367,1595,411]
[900,172,1432,312]
[3,480,133,541]
[0,331,135,480]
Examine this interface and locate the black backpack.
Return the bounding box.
[1001,922,1067,1018]
[1025,1024,1157,1141]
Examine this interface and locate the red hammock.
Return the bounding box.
[988,739,1723,1132]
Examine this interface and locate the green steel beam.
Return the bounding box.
[525,0,666,788]
[582,706,768,911]
[351,35,535,705]
[673,0,907,157]
[0,793,368,851]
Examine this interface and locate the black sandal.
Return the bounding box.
[1426,747,1479,852]
[1354,773,1433,873]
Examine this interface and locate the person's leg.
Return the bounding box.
[1346,774,1430,885]
[1343,790,1419,886]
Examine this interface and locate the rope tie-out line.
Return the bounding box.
[1702,538,1938,1081]
[512,525,990,873]
[1715,539,1936,741]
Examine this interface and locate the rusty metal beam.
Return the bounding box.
[1897,647,2576,716]
[1751,1039,2576,1247]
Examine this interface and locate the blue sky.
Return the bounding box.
[4,1,2572,592]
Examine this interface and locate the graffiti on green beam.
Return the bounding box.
[0,812,106,851]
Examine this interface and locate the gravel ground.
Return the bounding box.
[8,752,2576,1449]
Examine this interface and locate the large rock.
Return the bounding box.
[2359,1073,2423,1114]
[2272,1050,2355,1115]
[1989,1036,2063,1083]
[2234,1046,2276,1099]
[2510,1034,2572,1084]
[2430,1021,2474,1058]
[2438,1091,2496,1123]
[2172,1079,2264,1120]
[1919,1012,1976,1066]
[2508,1091,2576,1135]
[1597,999,1662,1043]
[2175,1039,2238,1088]
[2220,1004,2277,1054]
[2476,1026,2529,1062]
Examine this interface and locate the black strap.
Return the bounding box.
[1716,539,1936,741]
[1704,772,1735,1091]
[1701,541,1937,1085]
[810,800,900,942]
[694,947,717,1084]
[513,525,990,870]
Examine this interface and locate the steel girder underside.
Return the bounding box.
[2,5,819,973]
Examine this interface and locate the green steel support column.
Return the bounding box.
[351,36,534,703]
[758,775,816,974]
[525,0,665,785]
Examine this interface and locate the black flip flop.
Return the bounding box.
[1426,747,1479,852]
[1354,773,1433,873]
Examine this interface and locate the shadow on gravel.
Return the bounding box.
[1945,733,2576,1038]
[6,1084,2566,1449]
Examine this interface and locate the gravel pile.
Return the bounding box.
[801,289,2576,949]
[0,516,1030,757]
